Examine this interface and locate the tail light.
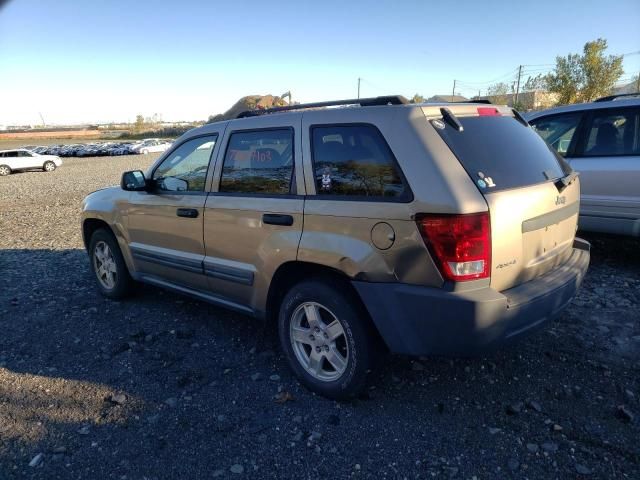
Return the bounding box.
[477,107,501,116]
[416,212,491,282]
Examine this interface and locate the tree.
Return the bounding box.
[134,114,145,132]
[545,38,623,104]
[486,81,513,105]
[522,74,546,92]
[409,93,425,103]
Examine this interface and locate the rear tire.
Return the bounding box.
[43,161,56,172]
[89,228,135,299]
[278,280,379,399]
[0,165,11,176]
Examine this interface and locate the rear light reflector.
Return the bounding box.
[416,212,491,282]
[477,107,501,116]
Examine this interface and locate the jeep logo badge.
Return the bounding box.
[555,195,566,205]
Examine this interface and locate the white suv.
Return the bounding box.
[131,139,173,155]
[0,149,63,176]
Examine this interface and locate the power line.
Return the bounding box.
[456,67,520,87]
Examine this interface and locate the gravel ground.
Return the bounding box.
[0,155,638,479]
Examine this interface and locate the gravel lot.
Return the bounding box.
[0,155,638,479]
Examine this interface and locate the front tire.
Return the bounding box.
[0,165,11,176]
[278,280,379,399]
[89,228,135,299]
[43,161,56,172]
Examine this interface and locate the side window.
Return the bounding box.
[582,109,639,157]
[530,113,582,156]
[17,150,32,157]
[153,135,217,192]
[219,129,294,194]
[311,124,407,198]
[5,151,18,158]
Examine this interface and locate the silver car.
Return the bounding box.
[527,94,640,237]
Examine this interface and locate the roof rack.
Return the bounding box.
[454,99,492,104]
[236,95,409,118]
[594,93,640,102]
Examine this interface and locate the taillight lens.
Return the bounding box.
[416,212,491,282]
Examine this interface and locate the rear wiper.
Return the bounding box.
[440,107,463,132]
[555,171,579,193]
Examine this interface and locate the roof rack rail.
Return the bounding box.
[236,95,409,118]
[594,93,640,102]
[455,99,492,104]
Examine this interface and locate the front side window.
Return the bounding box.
[17,150,32,157]
[311,124,407,198]
[530,113,582,156]
[219,129,294,194]
[153,135,217,192]
[582,108,639,157]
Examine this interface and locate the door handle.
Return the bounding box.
[262,213,294,226]
[176,208,199,218]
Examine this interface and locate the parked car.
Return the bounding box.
[81,96,590,399]
[130,138,172,154]
[0,148,62,176]
[527,94,640,237]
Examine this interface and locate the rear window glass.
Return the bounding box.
[434,116,566,192]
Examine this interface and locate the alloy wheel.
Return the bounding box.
[93,241,117,289]
[289,302,349,382]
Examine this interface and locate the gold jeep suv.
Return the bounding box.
[81,96,590,399]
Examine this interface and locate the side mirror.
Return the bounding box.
[121,170,147,191]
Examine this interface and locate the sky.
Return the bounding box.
[0,0,638,125]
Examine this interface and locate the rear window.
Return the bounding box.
[434,116,566,192]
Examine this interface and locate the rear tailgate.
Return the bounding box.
[423,105,579,291]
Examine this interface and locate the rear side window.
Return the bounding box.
[311,124,408,199]
[582,108,639,157]
[219,128,294,194]
[530,113,582,156]
[434,116,566,192]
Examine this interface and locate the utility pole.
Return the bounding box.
[451,80,456,101]
[357,78,361,99]
[514,65,523,108]
[636,74,640,93]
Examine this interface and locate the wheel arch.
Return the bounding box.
[82,218,113,252]
[265,261,385,346]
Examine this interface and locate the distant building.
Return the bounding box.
[613,79,640,95]
[474,90,559,111]
[426,95,469,103]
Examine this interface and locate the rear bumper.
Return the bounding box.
[353,238,590,356]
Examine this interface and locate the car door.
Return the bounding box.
[126,132,223,291]
[570,106,640,232]
[16,150,38,169]
[203,114,305,315]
